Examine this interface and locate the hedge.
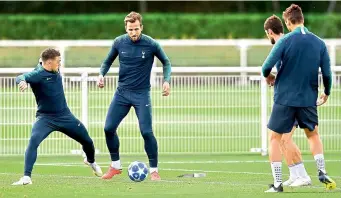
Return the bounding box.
[0,13,340,39]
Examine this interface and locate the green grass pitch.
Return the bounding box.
[0,154,340,197]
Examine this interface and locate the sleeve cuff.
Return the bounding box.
[324,90,330,96]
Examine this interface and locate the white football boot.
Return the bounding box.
[84,158,103,177]
[283,177,297,186]
[12,176,32,186]
[290,176,312,187]
[264,183,283,193]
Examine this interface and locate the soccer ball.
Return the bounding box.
[128,161,149,182]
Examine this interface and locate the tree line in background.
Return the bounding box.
[0,1,339,14]
[1,13,340,40]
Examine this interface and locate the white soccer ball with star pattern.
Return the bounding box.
[128,161,148,182]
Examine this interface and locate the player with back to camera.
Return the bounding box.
[263,15,312,187]
[262,4,336,192]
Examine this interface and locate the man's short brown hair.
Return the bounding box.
[282,4,304,24]
[264,15,284,35]
[41,48,60,62]
[124,11,142,26]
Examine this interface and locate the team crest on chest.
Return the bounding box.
[142,51,145,59]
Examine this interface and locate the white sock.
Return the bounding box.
[111,160,122,169]
[296,162,309,179]
[288,164,297,180]
[150,167,158,173]
[314,154,326,173]
[271,162,282,187]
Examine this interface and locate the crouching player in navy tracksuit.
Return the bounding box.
[12,48,102,185]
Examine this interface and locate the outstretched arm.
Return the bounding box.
[16,64,42,92]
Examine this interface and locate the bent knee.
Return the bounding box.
[140,125,153,137]
[82,137,94,146]
[28,137,41,149]
[269,131,282,141]
[304,128,319,138]
[281,134,293,143]
[104,123,118,135]
[142,132,154,139]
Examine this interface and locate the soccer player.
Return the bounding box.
[97,11,171,181]
[12,49,102,185]
[264,15,311,187]
[262,4,336,192]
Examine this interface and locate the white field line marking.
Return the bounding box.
[33,159,341,165]
[0,172,94,179]
[33,163,278,175]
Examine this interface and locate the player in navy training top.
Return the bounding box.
[97,12,171,181]
[12,48,102,186]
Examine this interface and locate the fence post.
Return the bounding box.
[330,44,337,84]
[58,45,66,75]
[81,72,88,129]
[239,41,248,85]
[58,45,67,88]
[260,76,268,156]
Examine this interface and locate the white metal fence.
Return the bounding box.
[1,67,341,156]
[0,39,341,69]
